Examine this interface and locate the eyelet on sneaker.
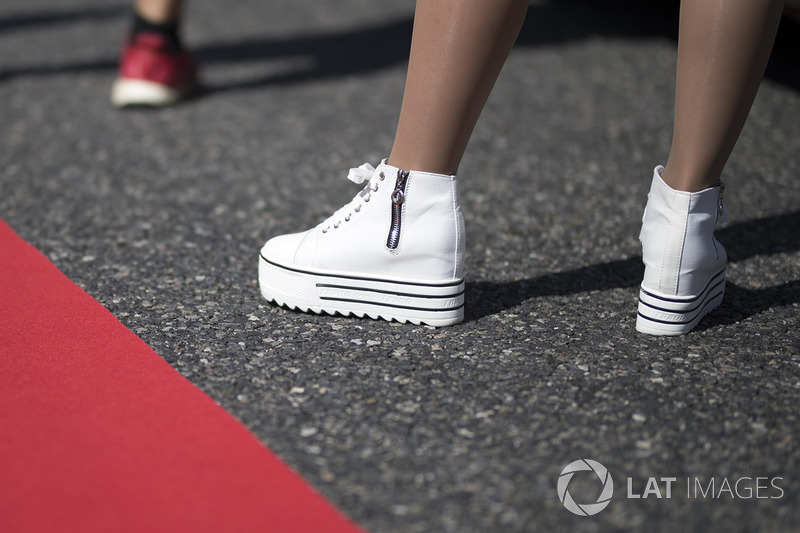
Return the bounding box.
[379,172,385,181]
[354,205,361,213]
[345,214,351,222]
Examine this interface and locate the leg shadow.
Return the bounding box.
[0,5,126,33]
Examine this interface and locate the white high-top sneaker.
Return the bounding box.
[636,166,727,335]
[258,160,465,326]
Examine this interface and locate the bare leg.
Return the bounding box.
[135,0,184,24]
[388,0,529,175]
[661,0,784,192]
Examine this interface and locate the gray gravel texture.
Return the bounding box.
[1,1,799,532]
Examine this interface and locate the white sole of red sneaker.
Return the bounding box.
[258,254,465,326]
[635,267,726,336]
[110,78,187,107]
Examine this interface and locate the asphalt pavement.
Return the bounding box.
[1,1,798,531]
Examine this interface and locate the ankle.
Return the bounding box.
[386,154,459,177]
[660,165,720,193]
[131,11,183,53]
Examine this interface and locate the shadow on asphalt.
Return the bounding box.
[1,1,798,92]
[0,4,124,32]
[465,211,800,326]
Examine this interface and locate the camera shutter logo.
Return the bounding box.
[557,459,614,516]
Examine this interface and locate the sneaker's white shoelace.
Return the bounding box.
[321,163,384,233]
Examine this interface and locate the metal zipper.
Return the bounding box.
[713,180,725,259]
[386,169,410,249]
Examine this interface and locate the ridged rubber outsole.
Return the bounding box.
[258,254,465,327]
[636,267,726,336]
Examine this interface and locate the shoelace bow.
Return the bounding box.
[321,163,383,233]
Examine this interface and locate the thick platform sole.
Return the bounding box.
[636,268,726,336]
[110,78,191,108]
[258,254,465,327]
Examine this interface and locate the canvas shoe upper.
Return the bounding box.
[111,32,198,107]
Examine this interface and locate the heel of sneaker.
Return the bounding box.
[259,254,465,326]
[636,268,725,336]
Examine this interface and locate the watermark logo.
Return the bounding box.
[557,459,785,517]
[557,459,614,516]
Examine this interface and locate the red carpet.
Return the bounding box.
[0,219,363,533]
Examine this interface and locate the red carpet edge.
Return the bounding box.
[0,219,364,533]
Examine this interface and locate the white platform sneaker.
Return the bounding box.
[258,160,466,326]
[636,166,728,335]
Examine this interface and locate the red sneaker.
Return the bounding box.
[111,32,199,107]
